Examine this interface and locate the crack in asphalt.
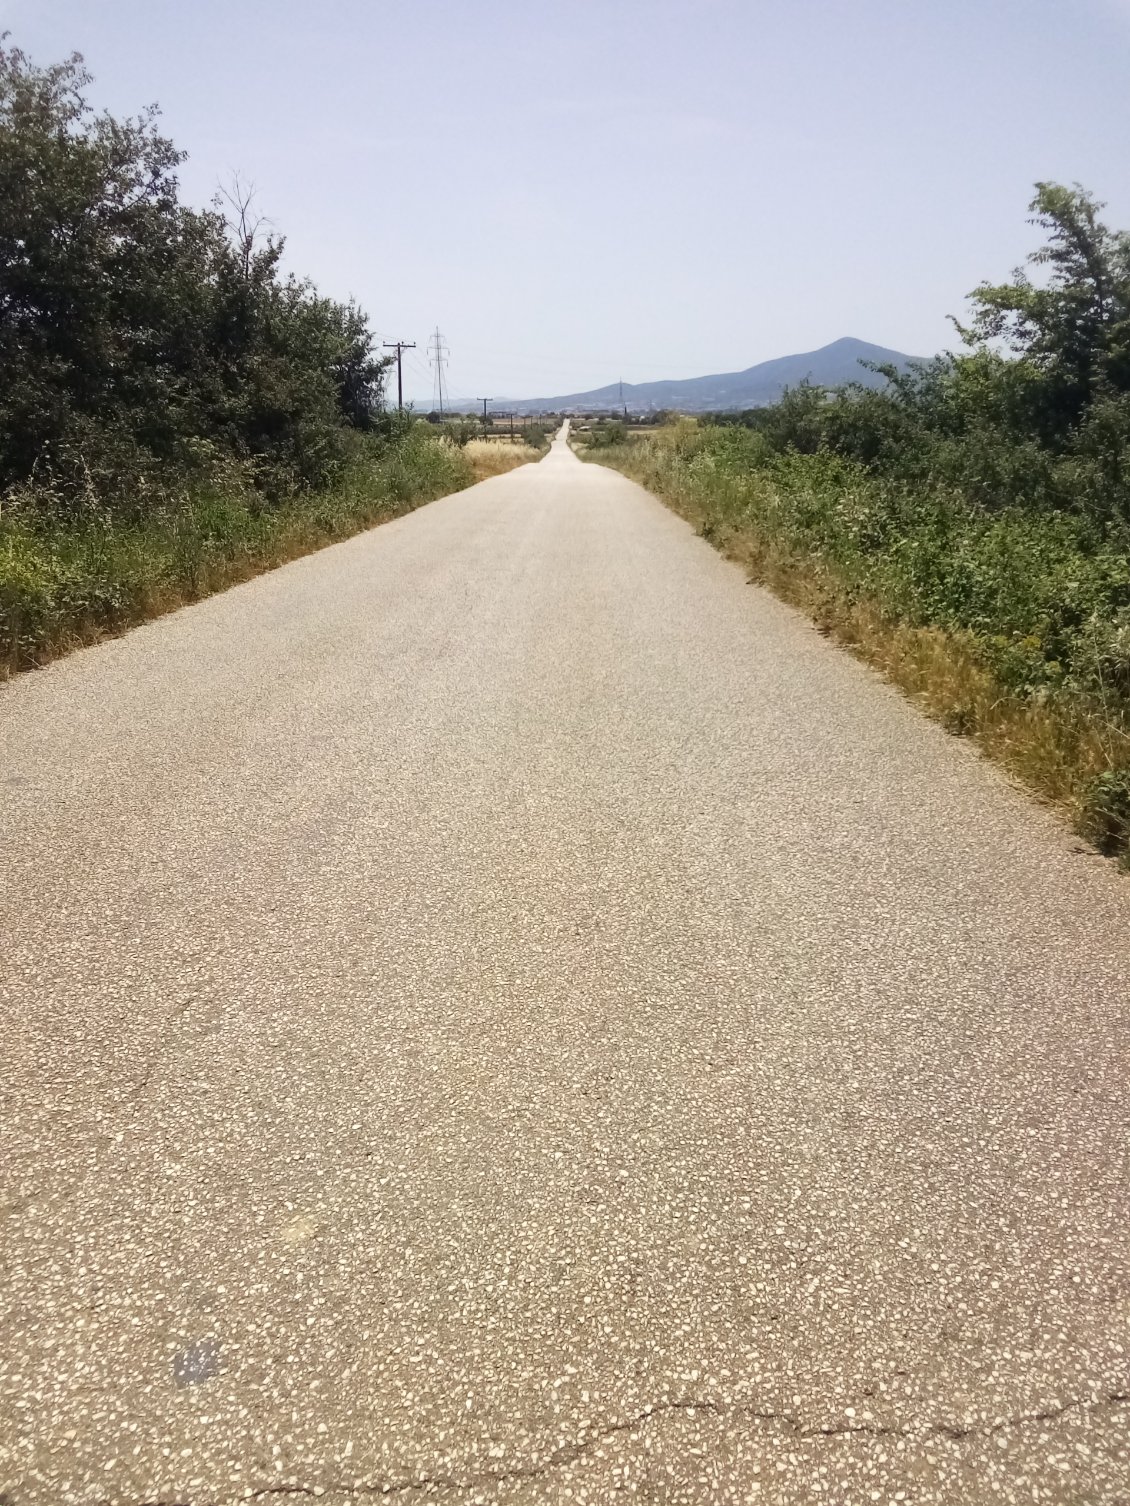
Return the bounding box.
[125,994,200,1107]
[118,1388,1130,1504]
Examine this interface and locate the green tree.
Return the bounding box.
[0,40,389,509]
[961,183,1130,440]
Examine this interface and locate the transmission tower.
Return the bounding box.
[428,327,450,415]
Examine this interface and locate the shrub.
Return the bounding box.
[0,42,389,513]
[1078,769,1130,860]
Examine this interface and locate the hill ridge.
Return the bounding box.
[466,337,926,415]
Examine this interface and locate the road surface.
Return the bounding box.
[2,427,1130,1504]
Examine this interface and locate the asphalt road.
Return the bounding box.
[3,426,1130,1505]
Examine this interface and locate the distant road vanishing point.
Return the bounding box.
[3,425,1130,1503]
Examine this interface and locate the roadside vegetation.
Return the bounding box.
[462,438,545,479]
[581,184,1130,863]
[0,43,471,676]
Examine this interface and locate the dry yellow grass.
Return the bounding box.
[464,440,541,481]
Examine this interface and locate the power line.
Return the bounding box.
[428,327,450,416]
[382,340,416,413]
[403,351,433,390]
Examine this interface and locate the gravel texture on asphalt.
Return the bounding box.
[2,427,1129,1505]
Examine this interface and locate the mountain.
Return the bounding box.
[488,338,925,415]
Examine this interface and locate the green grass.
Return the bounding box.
[1,425,473,677]
[582,422,1130,865]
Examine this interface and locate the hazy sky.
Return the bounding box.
[4,1,1129,403]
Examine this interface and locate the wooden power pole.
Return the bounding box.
[383,341,417,413]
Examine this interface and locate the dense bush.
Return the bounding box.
[712,183,1130,524]
[586,420,628,449]
[598,420,1130,857]
[0,43,388,511]
[644,423,1130,699]
[0,44,476,675]
[1,422,472,673]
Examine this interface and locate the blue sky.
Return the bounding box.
[4,0,1129,403]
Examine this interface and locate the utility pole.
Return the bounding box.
[478,398,493,430]
[620,377,627,420]
[428,327,449,415]
[383,340,416,413]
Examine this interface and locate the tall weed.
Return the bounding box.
[1,426,472,676]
